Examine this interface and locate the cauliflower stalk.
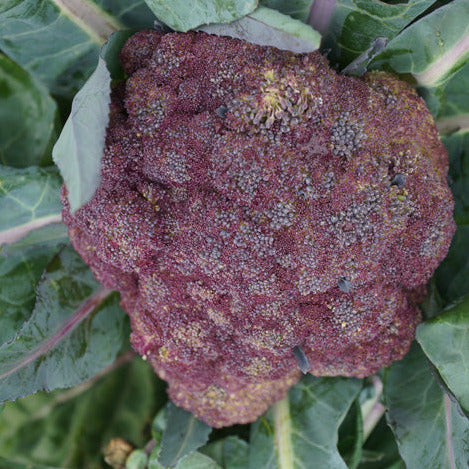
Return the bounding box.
[62,30,455,427]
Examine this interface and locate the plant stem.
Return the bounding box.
[0,214,63,246]
[362,375,386,441]
[436,114,469,135]
[273,397,294,469]
[50,0,123,45]
[0,286,113,380]
[414,35,469,88]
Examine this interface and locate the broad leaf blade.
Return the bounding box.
[338,399,363,469]
[52,56,110,212]
[159,402,213,467]
[176,452,222,469]
[357,417,404,469]
[417,296,469,414]
[0,54,57,168]
[143,0,258,32]
[126,449,148,469]
[434,62,469,134]
[0,245,61,346]
[319,0,437,68]
[0,357,165,468]
[0,166,63,246]
[96,0,156,29]
[0,0,122,99]
[200,6,320,53]
[383,342,469,468]
[435,131,469,301]
[371,0,469,88]
[259,0,313,23]
[249,375,362,469]
[224,436,249,469]
[0,247,128,402]
[0,224,68,257]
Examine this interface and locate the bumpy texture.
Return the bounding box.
[62,30,456,427]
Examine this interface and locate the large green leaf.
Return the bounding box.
[248,376,362,469]
[52,55,110,212]
[434,131,469,301]
[338,399,363,469]
[0,247,128,402]
[444,131,469,225]
[52,30,132,213]
[319,0,437,68]
[0,54,57,168]
[0,223,69,257]
[357,417,404,469]
[371,0,469,88]
[417,296,469,414]
[199,436,249,469]
[0,246,61,346]
[143,0,257,32]
[383,342,469,469]
[0,0,123,99]
[158,402,212,467]
[0,165,63,246]
[95,0,155,29]
[434,62,469,134]
[148,448,223,469]
[259,0,313,23]
[200,6,321,53]
[174,452,223,469]
[0,356,165,469]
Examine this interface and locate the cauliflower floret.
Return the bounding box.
[61,30,455,427]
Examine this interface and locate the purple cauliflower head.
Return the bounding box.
[62,30,456,427]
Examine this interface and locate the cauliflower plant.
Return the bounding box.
[62,30,455,427]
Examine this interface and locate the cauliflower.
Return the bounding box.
[61,30,456,427]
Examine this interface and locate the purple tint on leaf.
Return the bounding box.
[308,0,337,36]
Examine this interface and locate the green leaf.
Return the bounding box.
[0,246,128,402]
[0,223,68,257]
[249,375,362,469]
[101,30,135,80]
[53,29,134,213]
[320,0,437,68]
[200,6,321,53]
[259,0,313,23]
[0,356,165,468]
[371,0,469,88]
[52,55,110,212]
[436,225,469,302]
[0,165,63,246]
[383,342,469,469]
[444,131,469,225]
[0,0,123,99]
[0,54,57,168]
[159,402,213,467]
[126,449,148,469]
[357,417,404,469]
[198,435,249,469]
[434,131,469,301]
[143,0,257,32]
[224,436,249,469]
[338,400,363,469]
[417,296,469,414]
[176,452,222,469]
[95,0,156,29]
[434,62,469,134]
[0,245,62,346]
